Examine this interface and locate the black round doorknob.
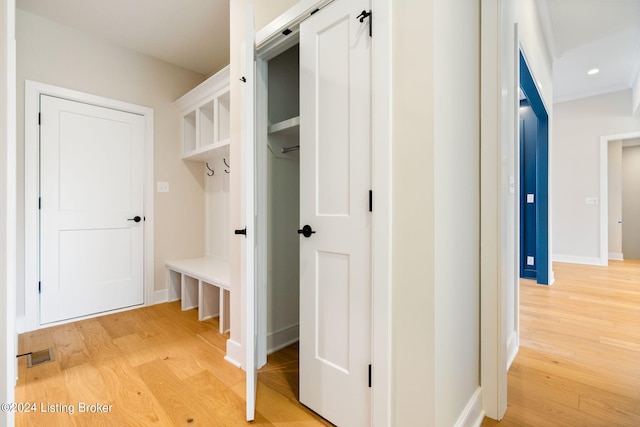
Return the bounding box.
[127,216,142,223]
[297,225,316,238]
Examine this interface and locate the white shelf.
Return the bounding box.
[176,66,230,162]
[182,138,230,161]
[166,256,230,333]
[268,116,300,135]
[268,117,300,158]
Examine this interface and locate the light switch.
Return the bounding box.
[527,194,535,204]
[157,181,170,193]
[527,256,534,266]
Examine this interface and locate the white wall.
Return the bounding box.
[392,0,481,425]
[622,145,640,259]
[15,9,208,321]
[1,0,17,425]
[553,90,640,263]
[608,141,623,259]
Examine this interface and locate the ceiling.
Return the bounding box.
[16,0,230,76]
[537,0,640,103]
[15,0,640,103]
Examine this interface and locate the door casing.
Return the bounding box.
[519,51,550,285]
[23,80,155,333]
[248,0,392,424]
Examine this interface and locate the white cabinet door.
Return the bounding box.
[242,4,258,422]
[299,0,372,425]
[39,95,145,325]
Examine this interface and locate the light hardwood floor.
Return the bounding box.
[15,302,332,426]
[482,260,640,427]
[16,261,640,426]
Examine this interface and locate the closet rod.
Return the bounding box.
[281,145,300,154]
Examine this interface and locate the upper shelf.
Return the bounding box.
[268,116,300,136]
[268,116,300,159]
[176,66,230,162]
[181,138,230,162]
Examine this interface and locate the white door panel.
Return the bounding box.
[299,0,372,425]
[243,4,258,422]
[40,95,145,325]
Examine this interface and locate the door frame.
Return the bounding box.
[599,130,640,265]
[249,0,392,424]
[519,50,550,285]
[22,80,155,332]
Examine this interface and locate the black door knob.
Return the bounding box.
[127,216,142,223]
[297,225,316,238]
[234,228,247,236]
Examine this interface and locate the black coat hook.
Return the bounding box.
[224,158,230,174]
[205,162,214,176]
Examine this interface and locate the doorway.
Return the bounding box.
[519,51,550,284]
[250,1,373,425]
[603,133,640,262]
[24,81,155,332]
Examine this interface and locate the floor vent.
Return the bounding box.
[27,348,55,368]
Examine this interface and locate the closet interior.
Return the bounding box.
[265,44,301,354]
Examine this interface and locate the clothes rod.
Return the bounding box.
[281,145,300,154]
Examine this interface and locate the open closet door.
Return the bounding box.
[242,5,258,422]
[299,0,372,425]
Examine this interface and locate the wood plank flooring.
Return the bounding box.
[482,260,640,427]
[14,302,332,426]
[16,260,640,426]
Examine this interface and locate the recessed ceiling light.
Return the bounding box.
[587,68,600,75]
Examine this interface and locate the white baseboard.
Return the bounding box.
[552,254,603,266]
[608,252,624,261]
[225,339,243,369]
[506,331,519,370]
[154,289,169,304]
[267,324,299,354]
[16,316,26,334]
[455,387,485,427]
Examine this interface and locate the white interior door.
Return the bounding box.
[299,0,372,425]
[242,4,258,422]
[39,95,145,325]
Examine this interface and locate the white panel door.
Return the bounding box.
[299,0,372,425]
[242,4,258,422]
[40,95,145,325]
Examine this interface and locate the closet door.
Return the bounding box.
[299,0,372,425]
[242,4,258,423]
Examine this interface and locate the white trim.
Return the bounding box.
[22,80,154,333]
[480,0,507,420]
[599,131,640,266]
[154,289,169,304]
[506,331,519,369]
[267,324,299,354]
[454,387,485,427]
[609,252,624,261]
[224,338,243,368]
[1,0,17,425]
[552,254,605,266]
[371,0,392,425]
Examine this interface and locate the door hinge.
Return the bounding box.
[368,364,372,387]
[356,10,372,37]
[38,197,41,210]
[38,281,41,294]
[369,190,373,212]
[38,113,41,125]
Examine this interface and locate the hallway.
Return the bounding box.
[483,261,640,426]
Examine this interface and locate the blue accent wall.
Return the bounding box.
[519,52,549,285]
